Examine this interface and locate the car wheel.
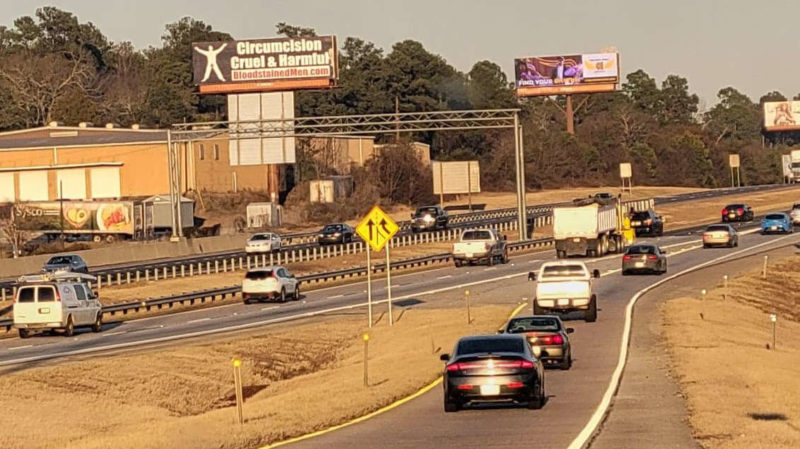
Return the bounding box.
[556,250,566,259]
[702,244,709,249]
[279,288,287,303]
[622,270,629,276]
[293,285,301,301]
[18,328,31,339]
[454,259,462,268]
[64,315,75,337]
[444,396,460,413]
[487,254,494,267]
[91,313,103,333]
[528,378,545,409]
[533,301,546,315]
[243,298,251,305]
[560,353,572,370]
[502,251,509,264]
[585,296,598,323]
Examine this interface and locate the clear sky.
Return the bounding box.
[2,0,798,109]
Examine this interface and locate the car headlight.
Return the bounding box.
[423,215,434,223]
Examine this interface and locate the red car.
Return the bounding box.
[721,203,754,222]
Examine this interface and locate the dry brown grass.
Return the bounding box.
[664,257,800,449]
[0,305,514,449]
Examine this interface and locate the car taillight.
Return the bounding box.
[737,208,744,215]
[722,208,727,215]
[519,360,535,369]
[647,255,658,260]
[457,384,473,390]
[446,363,461,372]
[623,255,631,261]
[507,382,524,389]
[539,335,564,345]
[485,243,491,250]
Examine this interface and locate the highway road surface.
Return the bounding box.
[1,222,798,449]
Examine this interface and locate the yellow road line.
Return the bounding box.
[262,302,524,448]
[262,377,443,448]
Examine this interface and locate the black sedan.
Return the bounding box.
[630,209,664,236]
[42,254,89,274]
[441,334,545,412]
[721,203,754,222]
[503,315,573,370]
[317,223,355,245]
[622,244,667,275]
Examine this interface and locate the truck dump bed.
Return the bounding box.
[553,203,618,240]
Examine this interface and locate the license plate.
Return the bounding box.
[573,238,580,242]
[38,307,50,314]
[466,253,473,258]
[631,221,641,226]
[480,385,500,396]
[729,214,735,218]
[558,298,570,306]
[635,262,644,268]
[771,226,777,230]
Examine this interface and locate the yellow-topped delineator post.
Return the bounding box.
[362,333,370,386]
[233,358,244,424]
[356,206,399,327]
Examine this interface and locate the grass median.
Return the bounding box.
[0,304,515,449]
[664,256,800,448]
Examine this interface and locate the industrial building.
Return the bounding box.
[0,122,376,203]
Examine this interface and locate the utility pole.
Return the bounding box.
[395,96,400,143]
[565,95,575,135]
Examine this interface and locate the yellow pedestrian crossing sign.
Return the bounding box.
[356,205,399,252]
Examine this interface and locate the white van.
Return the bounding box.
[13,272,103,338]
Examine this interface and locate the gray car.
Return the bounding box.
[502,315,574,370]
[42,255,89,274]
[621,244,667,275]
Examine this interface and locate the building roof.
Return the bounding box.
[0,126,168,151]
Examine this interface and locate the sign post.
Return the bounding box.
[729,154,741,188]
[356,205,399,326]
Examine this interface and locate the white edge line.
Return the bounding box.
[567,231,798,449]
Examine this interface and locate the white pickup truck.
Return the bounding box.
[452,228,509,267]
[528,261,600,322]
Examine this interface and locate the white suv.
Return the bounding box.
[242,266,300,303]
[13,272,103,338]
[246,233,282,254]
[790,203,800,225]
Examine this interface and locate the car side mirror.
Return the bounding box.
[410,214,415,219]
[502,235,507,241]
[660,249,668,254]
[439,353,450,362]
[592,269,601,278]
[528,271,537,281]
[566,328,575,334]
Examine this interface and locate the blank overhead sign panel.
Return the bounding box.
[228,91,296,165]
[432,161,481,195]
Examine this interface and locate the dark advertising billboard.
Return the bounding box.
[514,53,619,96]
[192,36,338,94]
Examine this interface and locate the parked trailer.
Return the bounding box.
[9,196,194,242]
[553,199,624,258]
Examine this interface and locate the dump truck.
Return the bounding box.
[790,150,800,183]
[553,198,625,258]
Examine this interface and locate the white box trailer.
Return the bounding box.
[553,201,624,258]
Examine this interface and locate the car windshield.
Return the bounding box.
[725,204,744,210]
[456,337,524,355]
[541,265,586,277]
[47,256,72,265]
[631,212,651,220]
[793,204,800,210]
[245,270,273,280]
[250,234,271,241]
[462,230,492,240]
[416,207,437,215]
[323,225,342,232]
[765,214,786,220]
[506,317,561,333]
[627,245,656,255]
[706,225,730,232]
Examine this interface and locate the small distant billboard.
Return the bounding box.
[514,53,619,97]
[619,162,632,179]
[728,154,740,168]
[432,161,480,195]
[763,101,800,131]
[193,36,338,94]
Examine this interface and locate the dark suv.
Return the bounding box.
[721,203,754,222]
[630,210,664,236]
[411,206,448,232]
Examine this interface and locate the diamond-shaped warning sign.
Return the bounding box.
[355,205,399,252]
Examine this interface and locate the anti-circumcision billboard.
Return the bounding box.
[514,53,619,96]
[763,101,800,131]
[192,36,339,94]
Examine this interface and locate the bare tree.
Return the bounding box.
[0,50,96,126]
[0,220,25,258]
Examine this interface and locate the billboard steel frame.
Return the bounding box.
[167,109,528,240]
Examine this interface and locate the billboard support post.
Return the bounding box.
[513,112,527,241]
[438,162,444,207]
[566,95,575,135]
[467,164,472,212]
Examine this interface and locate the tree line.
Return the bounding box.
[0,7,797,196]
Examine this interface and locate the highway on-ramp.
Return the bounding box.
[1,223,797,449]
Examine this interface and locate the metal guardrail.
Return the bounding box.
[0,236,556,333]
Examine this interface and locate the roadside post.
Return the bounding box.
[723,275,728,300]
[465,290,471,324]
[233,359,244,424]
[770,314,777,350]
[363,333,370,386]
[762,255,769,279]
[700,289,707,320]
[356,206,399,327]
